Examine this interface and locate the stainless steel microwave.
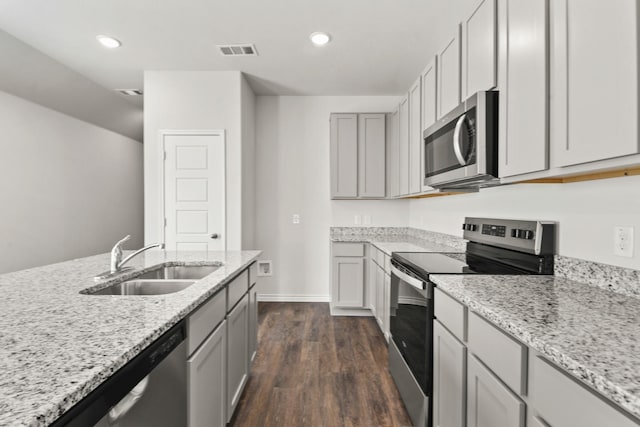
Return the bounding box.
[423,91,499,189]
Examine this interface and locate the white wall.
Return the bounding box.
[409,177,640,269]
[0,90,143,274]
[255,96,408,301]
[143,71,246,250]
[241,76,257,249]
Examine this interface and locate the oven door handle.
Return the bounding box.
[452,114,468,166]
[391,266,426,292]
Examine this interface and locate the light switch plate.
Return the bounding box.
[292,214,300,224]
[354,215,361,225]
[614,226,634,257]
[363,215,371,225]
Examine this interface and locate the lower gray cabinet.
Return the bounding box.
[227,294,249,421]
[375,263,385,329]
[248,284,258,363]
[332,257,365,308]
[433,321,466,427]
[467,355,525,427]
[187,320,226,427]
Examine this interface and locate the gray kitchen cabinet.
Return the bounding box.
[529,355,639,427]
[248,283,258,363]
[387,109,400,198]
[498,0,549,177]
[358,113,386,198]
[375,262,385,331]
[550,0,639,167]
[330,113,358,198]
[461,0,497,99]
[368,248,377,314]
[330,113,386,199]
[188,319,226,427]
[433,320,466,427]
[437,27,462,118]
[420,57,437,194]
[226,293,249,422]
[408,76,422,195]
[398,96,410,196]
[331,242,365,308]
[467,355,525,427]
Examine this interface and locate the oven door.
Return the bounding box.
[389,264,433,396]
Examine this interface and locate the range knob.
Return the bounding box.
[463,223,478,232]
[511,229,522,238]
[523,230,534,240]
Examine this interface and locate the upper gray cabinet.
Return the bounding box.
[330,113,386,199]
[398,96,410,196]
[498,0,549,177]
[437,27,462,118]
[408,77,422,195]
[550,0,639,167]
[387,109,400,198]
[461,0,497,99]
[420,58,437,193]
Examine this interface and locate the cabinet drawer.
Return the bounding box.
[227,270,249,312]
[434,288,467,341]
[333,242,365,257]
[249,262,257,287]
[468,312,526,395]
[529,356,638,427]
[187,289,226,356]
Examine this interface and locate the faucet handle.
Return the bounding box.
[110,235,131,273]
[114,235,131,249]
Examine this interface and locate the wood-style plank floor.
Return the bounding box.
[231,302,412,427]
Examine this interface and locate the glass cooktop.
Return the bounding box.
[392,251,531,279]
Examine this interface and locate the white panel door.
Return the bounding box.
[164,132,225,252]
[462,0,497,99]
[437,27,462,118]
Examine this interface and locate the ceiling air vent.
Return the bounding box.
[218,44,258,56]
[116,89,143,96]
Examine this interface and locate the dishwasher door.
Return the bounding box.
[94,340,187,427]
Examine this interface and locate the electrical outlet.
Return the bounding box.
[292,214,300,224]
[363,215,372,225]
[614,226,634,257]
[354,215,361,225]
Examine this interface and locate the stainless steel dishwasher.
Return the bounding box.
[50,321,187,427]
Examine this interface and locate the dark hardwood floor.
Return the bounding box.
[231,302,413,427]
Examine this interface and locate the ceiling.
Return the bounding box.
[0,0,467,105]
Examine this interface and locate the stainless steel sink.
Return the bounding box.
[136,265,221,280]
[90,279,196,296]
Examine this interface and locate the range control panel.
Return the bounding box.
[462,217,556,255]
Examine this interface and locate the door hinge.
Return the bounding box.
[163,151,167,161]
[164,218,167,227]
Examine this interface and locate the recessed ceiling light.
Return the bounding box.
[310,32,331,46]
[96,35,122,49]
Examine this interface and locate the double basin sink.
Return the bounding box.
[88,265,222,296]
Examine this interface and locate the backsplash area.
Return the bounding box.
[331,226,640,297]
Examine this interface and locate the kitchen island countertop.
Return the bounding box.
[0,250,260,427]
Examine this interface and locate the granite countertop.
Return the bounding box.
[0,250,261,427]
[431,274,640,420]
[330,233,463,255]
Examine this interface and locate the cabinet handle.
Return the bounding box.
[210,233,220,239]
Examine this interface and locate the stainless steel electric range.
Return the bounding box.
[388,217,556,427]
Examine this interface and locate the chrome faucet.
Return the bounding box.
[95,235,164,281]
[110,235,165,273]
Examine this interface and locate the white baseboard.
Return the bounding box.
[330,307,374,317]
[257,294,330,302]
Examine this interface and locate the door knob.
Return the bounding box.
[210,233,220,239]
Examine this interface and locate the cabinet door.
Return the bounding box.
[398,96,410,195]
[368,257,377,313]
[249,284,258,363]
[358,113,386,197]
[188,320,226,427]
[462,0,497,99]
[467,355,525,427]
[330,113,358,198]
[227,294,249,421]
[409,77,422,194]
[332,257,365,308]
[388,109,400,197]
[375,265,385,332]
[383,272,390,341]
[433,321,466,427]
[498,0,548,177]
[437,27,462,118]
[421,58,437,193]
[551,0,639,167]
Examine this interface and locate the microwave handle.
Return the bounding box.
[452,114,468,166]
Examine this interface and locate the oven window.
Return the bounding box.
[390,274,430,395]
[424,110,476,178]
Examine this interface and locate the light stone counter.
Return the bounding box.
[431,274,640,421]
[0,250,260,427]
